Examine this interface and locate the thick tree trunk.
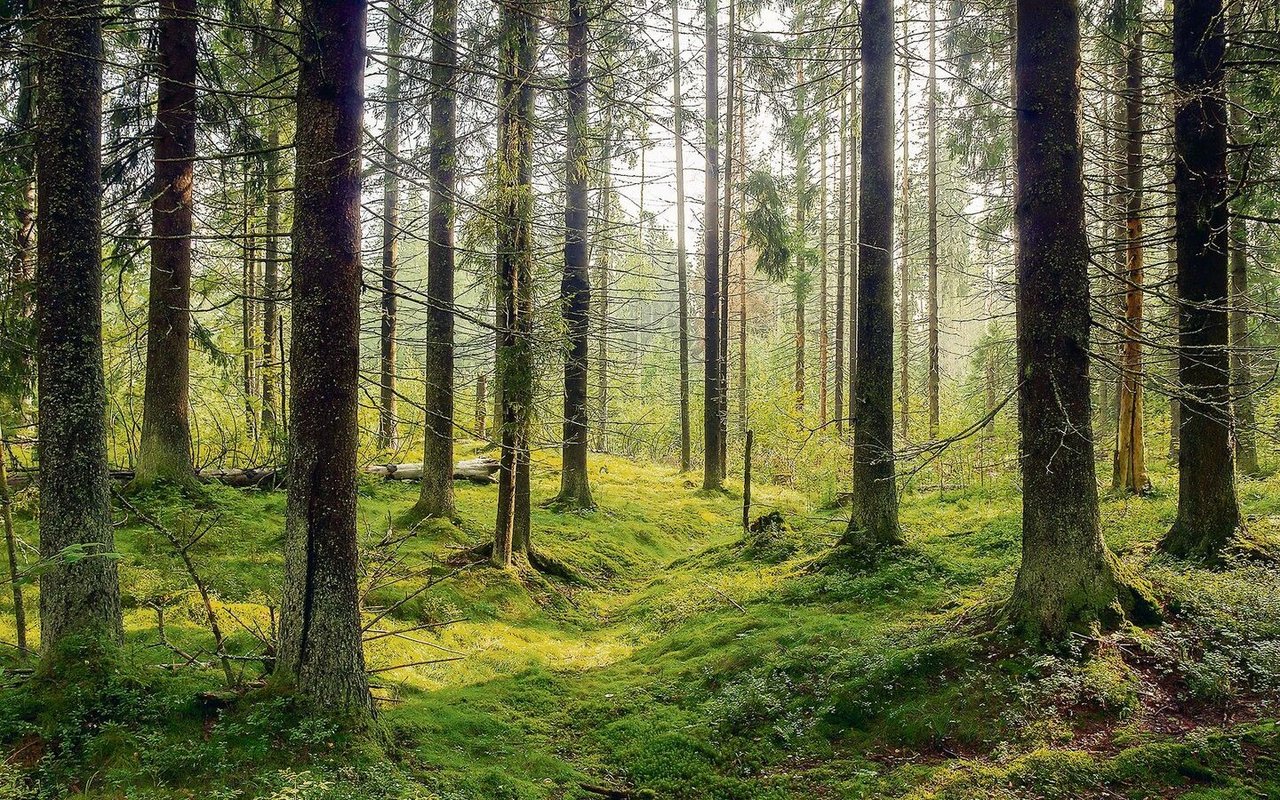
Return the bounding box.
[136,0,197,488]
[834,67,848,435]
[34,0,123,649]
[672,0,691,473]
[843,0,900,549]
[417,0,459,518]
[702,0,723,491]
[1007,0,1153,639]
[555,0,594,509]
[377,5,402,451]
[277,0,371,714]
[493,0,537,565]
[1161,0,1240,559]
[1113,20,1147,495]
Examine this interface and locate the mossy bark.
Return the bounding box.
[1007,0,1157,640]
[554,0,594,511]
[34,0,123,649]
[843,0,901,551]
[1160,0,1241,560]
[276,0,371,714]
[416,0,459,519]
[136,0,197,489]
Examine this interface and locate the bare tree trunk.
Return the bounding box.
[1161,0,1241,559]
[0,423,25,656]
[897,18,911,444]
[835,65,848,435]
[6,1,36,401]
[594,120,612,454]
[672,0,691,473]
[34,0,123,650]
[719,0,735,476]
[843,0,900,549]
[377,5,402,451]
[494,0,538,563]
[136,0,197,488]
[242,172,258,443]
[1113,17,1147,495]
[793,61,807,416]
[702,0,723,490]
[1007,0,1154,639]
[848,70,858,426]
[1228,3,1256,477]
[262,119,281,432]
[926,0,939,441]
[555,0,594,509]
[819,99,830,427]
[417,0,459,518]
[277,0,371,714]
[736,81,748,437]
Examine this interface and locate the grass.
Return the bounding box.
[1,447,1279,798]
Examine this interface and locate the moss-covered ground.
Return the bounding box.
[1,447,1279,799]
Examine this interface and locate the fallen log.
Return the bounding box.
[366,457,500,485]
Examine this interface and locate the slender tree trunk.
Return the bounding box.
[1007,0,1154,639]
[417,0,460,518]
[702,0,723,490]
[843,0,900,549]
[6,1,36,398]
[673,0,691,473]
[594,121,612,454]
[736,84,748,436]
[277,0,371,713]
[848,70,858,426]
[794,62,807,416]
[1113,19,1147,494]
[261,119,281,433]
[719,0,735,476]
[1161,0,1240,559]
[1227,4,1256,477]
[34,0,123,649]
[897,20,911,443]
[377,5,402,451]
[494,0,538,563]
[555,0,594,509]
[819,101,830,427]
[835,66,848,434]
[0,423,25,656]
[242,175,258,443]
[926,0,939,441]
[137,0,197,488]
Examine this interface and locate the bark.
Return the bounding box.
[897,16,911,443]
[718,1,735,477]
[736,98,747,437]
[417,0,459,518]
[834,67,847,434]
[555,0,594,509]
[926,0,939,441]
[1160,0,1240,559]
[1113,20,1147,495]
[137,0,197,488]
[1007,0,1154,639]
[377,5,402,451]
[793,62,807,415]
[847,71,858,426]
[819,100,830,426]
[703,0,723,490]
[261,118,281,432]
[672,0,691,473]
[34,0,123,649]
[277,0,371,714]
[241,172,258,441]
[493,0,537,565]
[1227,6,1256,478]
[594,121,612,454]
[843,0,900,549]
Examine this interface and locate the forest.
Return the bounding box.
[0,0,1279,796]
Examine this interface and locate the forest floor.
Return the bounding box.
[1,447,1280,799]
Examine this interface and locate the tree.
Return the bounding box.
[703,0,723,491]
[136,0,197,488]
[1227,1,1256,477]
[843,0,900,549]
[377,4,403,451]
[1160,0,1241,559]
[34,0,123,649]
[494,0,538,565]
[834,64,848,434]
[1112,8,1147,495]
[554,0,595,509]
[417,0,460,518]
[260,1,285,435]
[925,0,940,441]
[672,0,692,473]
[276,0,371,713]
[1006,0,1154,638]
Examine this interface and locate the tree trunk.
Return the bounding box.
[1113,18,1147,495]
[736,92,748,438]
[417,0,459,518]
[34,0,123,649]
[555,0,594,509]
[926,0,939,441]
[848,70,858,427]
[672,0,691,473]
[493,0,537,564]
[241,172,258,443]
[594,120,612,454]
[1227,5,1256,478]
[702,0,723,491]
[377,5,402,451]
[136,0,197,488]
[843,0,900,549]
[277,0,371,714]
[1161,0,1240,559]
[834,66,848,435]
[718,0,735,477]
[6,1,36,401]
[819,100,830,427]
[1007,0,1153,639]
[897,20,911,444]
[261,119,281,433]
[793,61,807,416]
